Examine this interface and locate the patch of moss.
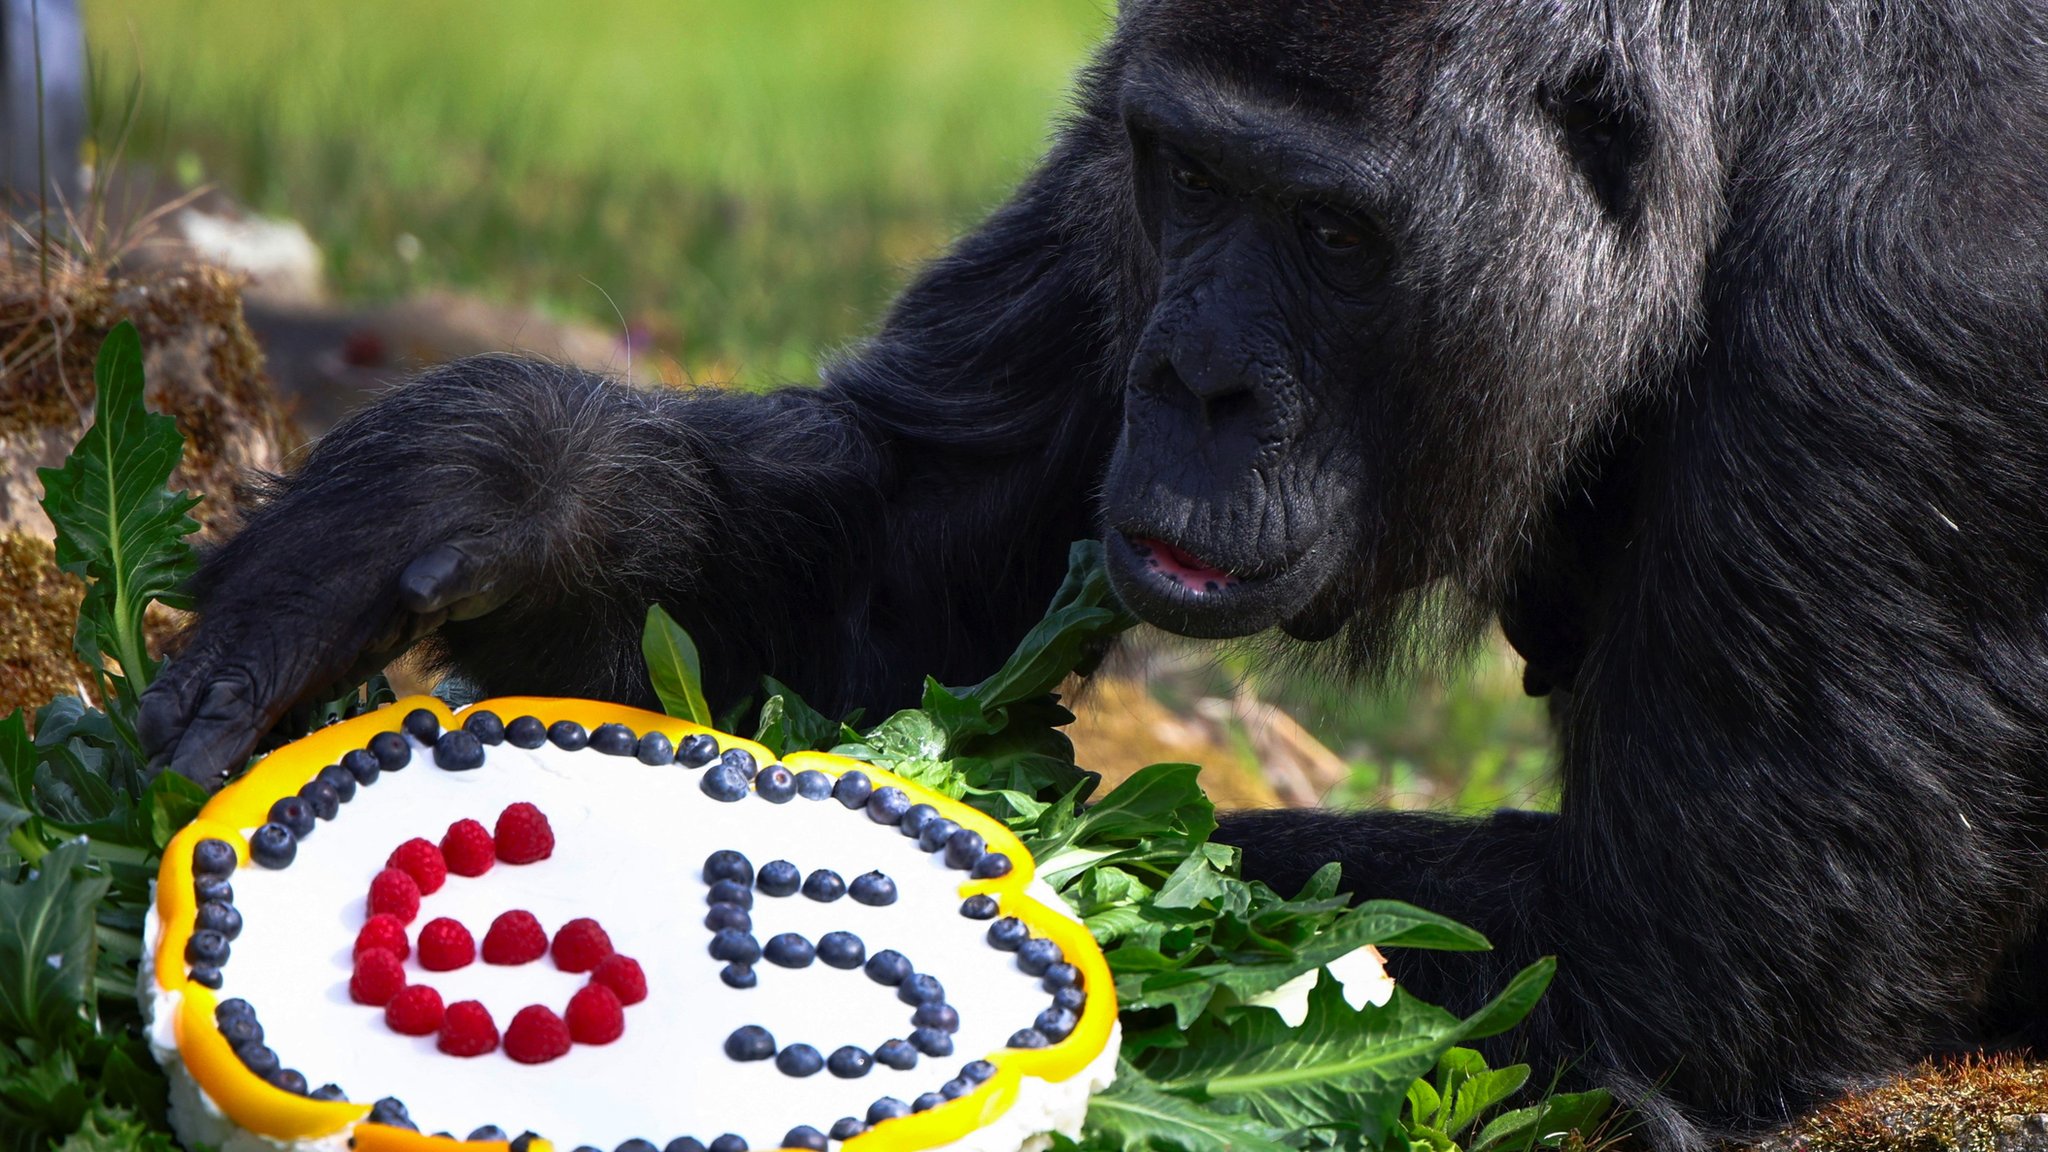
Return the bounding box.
[1748,1056,2048,1152]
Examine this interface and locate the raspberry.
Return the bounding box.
[385,838,448,894]
[565,983,625,1045]
[349,947,406,1006]
[440,818,495,877]
[481,910,548,965]
[353,913,411,961]
[437,1000,499,1057]
[417,917,476,971]
[367,868,421,924]
[591,954,647,1005]
[494,802,555,864]
[502,1004,573,1064]
[550,917,613,973]
[384,984,445,1035]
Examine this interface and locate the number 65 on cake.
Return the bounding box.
[143,697,1120,1152]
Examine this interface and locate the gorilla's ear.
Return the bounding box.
[1542,60,1652,220]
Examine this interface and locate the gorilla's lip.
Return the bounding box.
[1105,527,1338,639]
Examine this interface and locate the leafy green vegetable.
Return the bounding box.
[642,604,714,727]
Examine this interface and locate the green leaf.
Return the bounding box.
[641,604,712,726]
[143,773,206,852]
[959,540,1136,712]
[1456,957,1554,1041]
[0,839,109,1047]
[35,322,201,702]
[1081,1077,1297,1152]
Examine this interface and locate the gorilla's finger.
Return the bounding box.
[165,670,274,790]
[397,540,506,617]
[137,670,197,761]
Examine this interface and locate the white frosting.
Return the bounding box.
[146,728,1119,1150]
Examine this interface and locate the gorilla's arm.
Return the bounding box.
[139,141,1127,787]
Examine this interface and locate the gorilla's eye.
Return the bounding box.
[1164,151,1217,197]
[1299,203,1373,253]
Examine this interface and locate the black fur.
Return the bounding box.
[141,2,2048,1146]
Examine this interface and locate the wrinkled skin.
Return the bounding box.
[141,2,2048,1147]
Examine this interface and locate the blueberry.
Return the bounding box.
[369,1097,415,1130]
[506,715,548,748]
[817,931,865,969]
[196,900,242,940]
[267,1068,309,1095]
[866,787,910,824]
[755,765,796,803]
[720,963,757,989]
[677,733,720,767]
[971,852,1014,880]
[960,895,998,920]
[865,950,911,985]
[961,1059,996,1083]
[776,1043,824,1077]
[987,918,1028,951]
[898,974,944,1005]
[548,720,590,750]
[236,1042,280,1075]
[795,770,833,799]
[401,708,440,745]
[591,723,638,756]
[700,765,749,802]
[341,748,381,786]
[194,875,233,904]
[833,770,874,808]
[709,929,761,964]
[720,748,759,779]
[188,965,223,989]
[1017,938,1063,976]
[706,879,753,908]
[709,1138,746,1152]
[782,1128,827,1152]
[866,1098,910,1124]
[764,933,815,967]
[663,1140,708,1152]
[801,869,845,902]
[918,818,961,853]
[703,849,754,886]
[637,732,675,765]
[266,796,315,839]
[310,1084,348,1102]
[316,764,358,802]
[219,1014,263,1046]
[249,822,297,869]
[434,729,485,770]
[192,838,237,877]
[463,710,506,745]
[912,1092,945,1113]
[704,903,751,933]
[1035,1006,1079,1041]
[215,997,256,1025]
[756,860,801,897]
[1053,985,1087,1013]
[370,730,412,770]
[874,1038,918,1070]
[944,828,987,870]
[1042,962,1081,990]
[827,1045,873,1078]
[1007,1028,1050,1049]
[941,1077,973,1100]
[828,1118,866,1141]
[298,779,340,820]
[898,803,938,837]
[723,1025,776,1061]
[913,1002,959,1033]
[849,871,898,906]
[909,1027,954,1057]
[469,1127,510,1142]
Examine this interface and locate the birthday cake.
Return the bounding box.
[142,697,1120,1152]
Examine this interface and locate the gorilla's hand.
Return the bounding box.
[139,532,527,789]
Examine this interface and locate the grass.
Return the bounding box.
[77,0,1554,809]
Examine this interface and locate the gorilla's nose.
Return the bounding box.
[1135,346,1262,431]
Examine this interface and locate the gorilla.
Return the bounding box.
[139,0,2048,1146]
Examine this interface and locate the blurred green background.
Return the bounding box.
[80,0,1554,812]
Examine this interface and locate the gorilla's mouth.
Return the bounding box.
[1105,528,1345,640]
